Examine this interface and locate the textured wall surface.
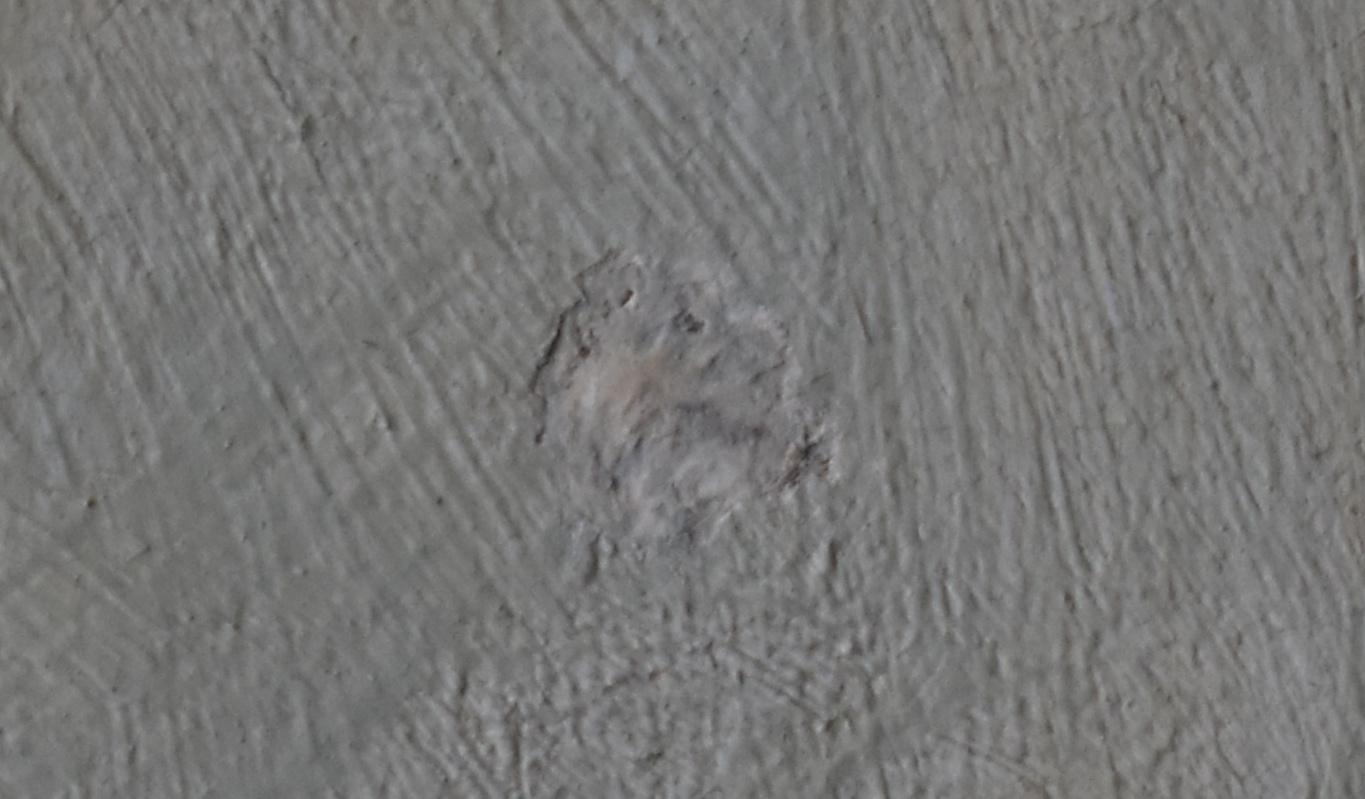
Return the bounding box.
[1,0,1363,796]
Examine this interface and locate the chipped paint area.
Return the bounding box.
[534,254,835,542]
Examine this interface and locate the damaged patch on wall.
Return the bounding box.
[530,252,836,546]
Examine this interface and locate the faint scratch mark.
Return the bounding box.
[1350,252,1363,334]
[89,0,130,36]
[935,735,1053,797]
[0,105,92,255]
[853,292,873,344]
[253,50,326,183]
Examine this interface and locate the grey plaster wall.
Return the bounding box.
[1,0,1363,796]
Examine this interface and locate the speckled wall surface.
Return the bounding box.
[1,1,1362,796]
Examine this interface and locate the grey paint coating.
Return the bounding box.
[0,0,1362,796]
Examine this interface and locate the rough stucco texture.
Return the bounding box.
[1,0,1363,796]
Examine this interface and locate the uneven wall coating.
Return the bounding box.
[0,1,1362,796]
